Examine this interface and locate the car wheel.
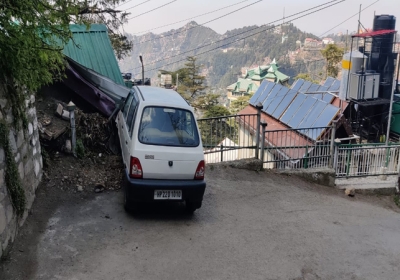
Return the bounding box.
[185,201,202,214]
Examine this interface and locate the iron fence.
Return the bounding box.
[198,109,400,178]
[197,113,260,164]
[335,144,400,178]
[260,125,334,169]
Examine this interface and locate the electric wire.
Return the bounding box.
[132,0,264,46]
[116,0,149,9]
[128,0,345,75]
[131,0,252,35]
[128,0,178,20]
[318,0,380,37]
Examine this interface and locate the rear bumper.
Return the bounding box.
[123,170,206,202]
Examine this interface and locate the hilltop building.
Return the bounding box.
[322,38,335,45]
[226,59,290,106]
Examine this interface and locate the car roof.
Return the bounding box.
[135,86,190,108]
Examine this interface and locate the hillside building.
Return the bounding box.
[226,59,290,106]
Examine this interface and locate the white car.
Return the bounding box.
[116,86,206,213]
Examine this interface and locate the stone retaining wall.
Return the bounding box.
[0,87,42,258]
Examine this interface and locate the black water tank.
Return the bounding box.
[370,15,396,99]
[373,15,396,31]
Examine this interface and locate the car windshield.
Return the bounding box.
[138,106,200,147]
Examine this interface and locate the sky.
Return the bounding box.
[121,0,400,37]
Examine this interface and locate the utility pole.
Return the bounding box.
[139,55,144,85]
[356,4,362,49]
[176,73,179,88]
[385,75,398,146]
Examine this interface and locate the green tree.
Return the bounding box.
[74,1,132,59]
[199,105,234,147]
[203,105,231,118]
[0,0,132,127]
[295,73,314,82]
[192,94,220,111]
[321,44,344,78]
[177,56,207,100]
[230,95,251,114]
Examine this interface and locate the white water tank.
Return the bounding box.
[339,50,367,100]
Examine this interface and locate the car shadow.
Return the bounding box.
[124,201,198,221]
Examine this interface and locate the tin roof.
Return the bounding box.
[227,78,259,94]
[238,106,313,159]
[244,61,289,83]
[63,24,125,86]
[352,29,397,38]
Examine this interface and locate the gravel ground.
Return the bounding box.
[1,164,400,280]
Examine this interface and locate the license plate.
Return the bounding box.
[154,190,182,200]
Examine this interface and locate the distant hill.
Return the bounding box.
[119,21,326,88]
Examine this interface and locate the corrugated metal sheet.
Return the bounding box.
[63,24,125,86]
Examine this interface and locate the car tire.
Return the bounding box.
[185,200,202,214]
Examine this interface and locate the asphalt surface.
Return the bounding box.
[1,166,400,280]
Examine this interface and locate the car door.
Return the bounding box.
[117,90,134,166]
[125,93,139,167]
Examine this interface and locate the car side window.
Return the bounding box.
[122,92,134,120]
[127,96,138,136]
[185,111,194,136]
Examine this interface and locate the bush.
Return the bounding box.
[76,139,85,159]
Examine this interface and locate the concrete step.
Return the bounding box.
[335,175,398,195]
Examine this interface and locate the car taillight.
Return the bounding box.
[194,160,205,180]
[130,157,143,179]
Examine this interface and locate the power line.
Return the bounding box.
[116,0,141,8]
[318,0,380,37]
[132,0,264,46]
[128,0,345,75]
[131,0,252,35]
[280,59,326,70]
[122,0,152,11]
[128,0,178,20]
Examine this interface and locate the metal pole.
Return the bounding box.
[260,121,267,166]
[67,101,77,157]
[385,76,397,145]
[397,144,400,192]
[139,55,144,85]
[255,102,263,159]
[396,48,400,94]
[220,144,223,162]
[176,73,179,88]
[329,121,337,168]
[356,4,362,49]
[395,34,400,93]
[333,139,341,175]
[71,110,76,157]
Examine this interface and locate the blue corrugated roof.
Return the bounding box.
[63,24,125,86]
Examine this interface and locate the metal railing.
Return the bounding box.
[198,112,260,164]
[260,123,335,169]
[198,108,400,178]
[335,144,400,178]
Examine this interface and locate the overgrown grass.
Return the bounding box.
[394,195,400,208]
[0,120,26,216]
[76,139,85,159]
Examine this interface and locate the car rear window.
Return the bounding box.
[138,106,200,147]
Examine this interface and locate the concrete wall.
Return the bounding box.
[0,87,43,258]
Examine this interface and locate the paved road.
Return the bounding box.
[2,166,400,280]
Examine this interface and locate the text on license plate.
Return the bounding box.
[154,190,182,200]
